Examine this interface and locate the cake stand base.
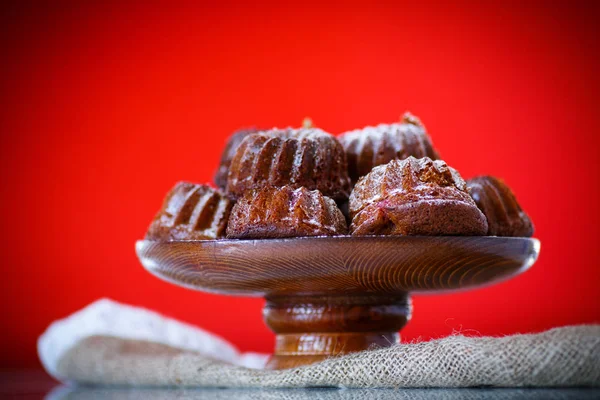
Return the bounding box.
[263,294,411,369]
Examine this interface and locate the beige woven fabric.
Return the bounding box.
[55,325,599,388]
[46,387,599,400]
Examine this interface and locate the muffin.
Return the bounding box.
[226,128,351,201]
[214,128,259,190]
[146,182,233,240]
[226,185,347,239]
[467,176,534,237]
[339,112,439,183]
[349,157,487,236]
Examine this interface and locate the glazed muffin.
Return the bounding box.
[349,157,487,236]
[214,128,259,190]
[226,128,351,201]
[226,186,347,239]
[339,112,439,183]
[146,182,233,240]
[467,176,534,237]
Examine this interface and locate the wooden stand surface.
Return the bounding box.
[136,236,539,369]
[263,294,411,369]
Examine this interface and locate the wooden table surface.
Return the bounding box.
[1,370,598,399]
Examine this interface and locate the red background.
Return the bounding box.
[1,1,599,367]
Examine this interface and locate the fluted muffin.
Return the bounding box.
[146,182,233,240]
[339,112,439,183]
[226,128,351,201]
[226,186,347,239]
[467,176,534,237]
[214,128,259,190]
[349,157,487,236]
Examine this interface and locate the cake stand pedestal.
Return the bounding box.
[136,236,539,369]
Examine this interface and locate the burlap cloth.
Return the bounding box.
[39,299,600,388]
[45,387,600,400]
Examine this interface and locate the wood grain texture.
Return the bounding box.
[136,236,539,296]
[135,235,539,369]
[264,294,410,369]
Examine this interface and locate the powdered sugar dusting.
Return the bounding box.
[146,183,232,240]
[227,127,350,200]
[350,157,472,216]
[340,122,430,157]
[339,115,438,182]
[227,186,347,238]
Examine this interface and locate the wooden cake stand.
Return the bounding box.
[136,236,540,369]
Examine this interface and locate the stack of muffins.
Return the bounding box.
[146,113,533,241]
